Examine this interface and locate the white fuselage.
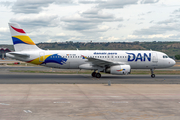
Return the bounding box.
[7,50,176,70]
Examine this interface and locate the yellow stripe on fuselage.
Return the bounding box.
[28,54,52,65]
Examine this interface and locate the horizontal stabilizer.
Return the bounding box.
[8,52,30,58]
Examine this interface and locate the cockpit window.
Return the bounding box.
[163,55,168,58]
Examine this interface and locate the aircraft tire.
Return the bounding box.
[96,73,101,78]
[91,72,96,77]
[151,74,155,78]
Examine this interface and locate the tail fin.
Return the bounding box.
[8,23,41,52]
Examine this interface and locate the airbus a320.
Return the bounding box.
[6,23,176,78]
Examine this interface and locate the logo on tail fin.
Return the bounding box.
[9,23,41,51]
[10,25,35,45]
[11,26,26,34]
[12,36,35,45]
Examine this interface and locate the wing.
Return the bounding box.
[82,55,125,67]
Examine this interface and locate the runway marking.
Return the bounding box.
[89,96,122,98]
[112,101,128,103]
[54,101,71,103]
[23,110,32,113]
[0,103,10,105]
[110,96,122,97]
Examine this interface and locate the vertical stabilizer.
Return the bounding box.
[8,23,41,52]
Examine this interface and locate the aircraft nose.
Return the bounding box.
[170,59,176,66]
[172,59,176,66]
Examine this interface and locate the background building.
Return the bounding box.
[0,48,11,59]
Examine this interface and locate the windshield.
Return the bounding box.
[163,55,169,58]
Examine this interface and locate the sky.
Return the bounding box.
[0,0,180,44]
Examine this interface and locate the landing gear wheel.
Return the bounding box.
[91,72,96,77]
[150,69,155,78]
[151,74,155,78]
[96,73,101,78]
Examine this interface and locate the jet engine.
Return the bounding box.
[105,65,131,75]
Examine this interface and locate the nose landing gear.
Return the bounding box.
[151,74,155,78]
[150,69,155,78]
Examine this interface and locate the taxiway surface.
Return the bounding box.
[0,73,180,84]
[1,84,180,120]
[0,66,180,120]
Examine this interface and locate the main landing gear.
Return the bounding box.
[150,69,155,78]
[91,71,101,78]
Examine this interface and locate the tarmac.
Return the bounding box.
[1,84,180,120]
[0,73,180,84]
[0,65,180,120]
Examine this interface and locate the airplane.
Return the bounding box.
[6,23,176,78]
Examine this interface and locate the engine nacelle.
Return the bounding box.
[110,65,131,75]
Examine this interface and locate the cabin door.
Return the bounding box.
[152,52,158,63]
[39,51,45,62]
